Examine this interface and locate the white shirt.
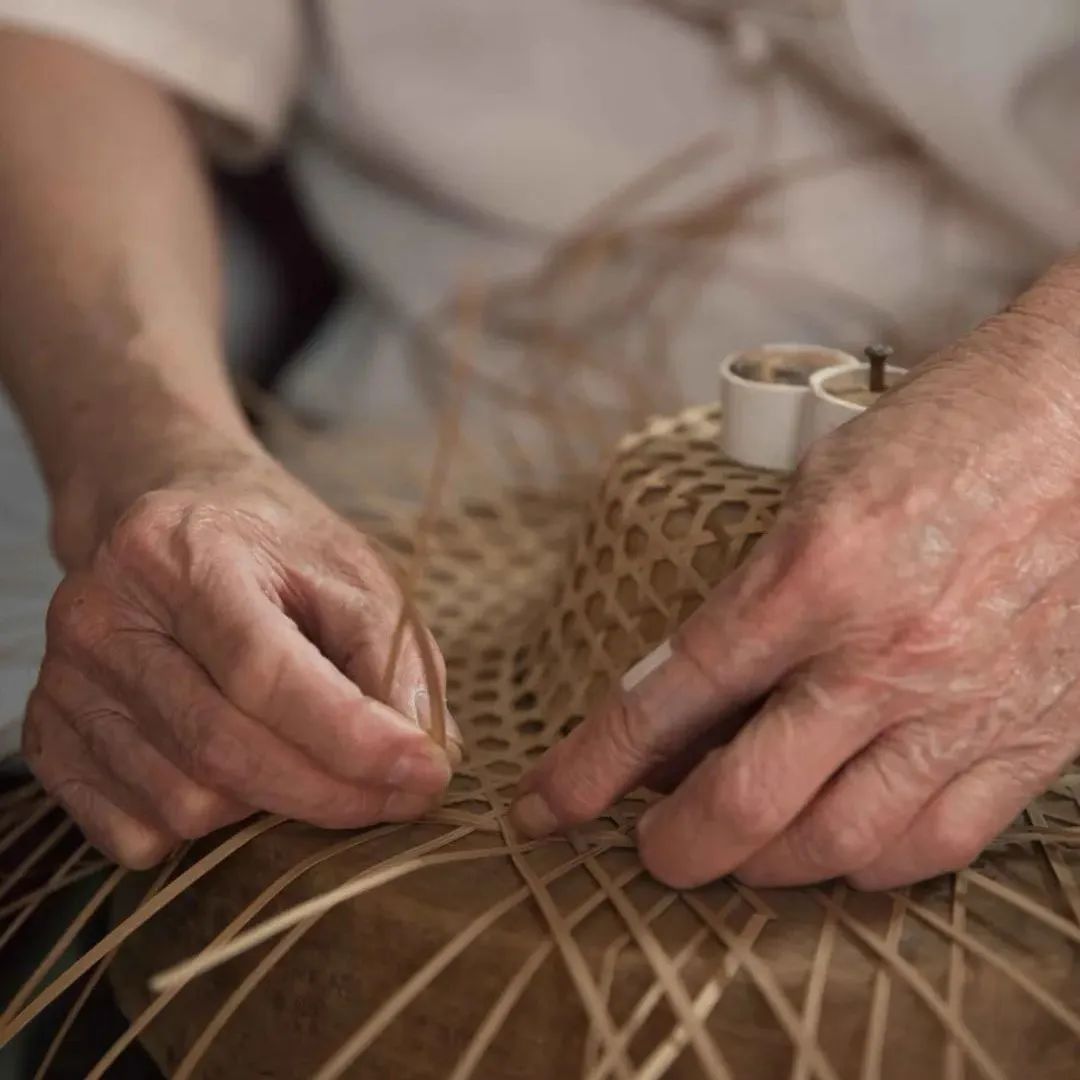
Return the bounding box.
[0,0,1078,754]
[0,0,1076,426]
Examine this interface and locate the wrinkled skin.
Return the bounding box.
[24,456,460,869]
[513,273,1080,890]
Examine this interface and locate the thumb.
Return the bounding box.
[301,570,463,764]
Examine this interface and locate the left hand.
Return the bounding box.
[511,258,1080,890]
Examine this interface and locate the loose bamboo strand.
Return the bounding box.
[859,894,908,1080]
[0,838,87,958]
[0,857,109,922]
[89,825,420,1078]
[791,883,844,1080]
[576,851,733,1080]
[32,851,184,1080]
[812,891,1008,1080]
[0,865,126,1028]
[448,865,646,1080]
[311,842,617,1080]
[0,815,282,1043]
[683,893,842,1080]
[890,890,1080,1038]
[151,832,553,993]
[485,782,637,1080]
[944,874,969,1080]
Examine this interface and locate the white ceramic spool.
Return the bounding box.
[798,362,906,457]
[719,344,860,471]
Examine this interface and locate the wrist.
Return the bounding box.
[50,410,267,570]
[946,258,1080,411]
[986,255,1080,392]
[1008,253,1080,344]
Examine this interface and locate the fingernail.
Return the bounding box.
[411,688,432,729]
[444,711,465,758]
[621,640,673,692]
[509,791,559,839]
[445,736,465,770]
[386,744,452,793]
[411,687,464,769]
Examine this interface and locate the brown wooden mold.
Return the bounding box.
[10,406,1062,1080]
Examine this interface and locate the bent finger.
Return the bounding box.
[161,564,453,791]
[42,659,250,840]
[300,570,462,760]
[635,670,882,888]
[102,633,445,827]
[848,751,1067,891]
[23,695,174,869]
[642,699,764,794]
[736,713,984,887]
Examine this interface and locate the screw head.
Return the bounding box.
[864,344,894,364]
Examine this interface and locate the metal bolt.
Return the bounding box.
[864,344,893,394]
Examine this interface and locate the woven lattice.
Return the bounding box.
[1,405,1078,1079]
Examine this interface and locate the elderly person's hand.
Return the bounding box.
[512,258,1080,890]
[0,30,462,871]
[24,449,460,869]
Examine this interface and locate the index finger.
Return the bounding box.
[509,562,810,839]
[171,566,452,792]
[635,671,883,888]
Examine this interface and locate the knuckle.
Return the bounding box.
[100,490,186,580]
[188,727,249,793]
[110,821,174,870]
[770,506,867,619]
[890,609,962,661]
[217,629,278,708]
[736,523,853,639]
[310,788,395,829]
[807,817,881,875]
[702,759,785,842]
[43,581,75,642]
[32,657,65,699]
[66,704,122,762]
[537,768,606,827]
[930,813,986,872]
[21,693,48,763]
[46,579,112,656]
[162,785,237,840]
[793,521,857,604]
[601,693,656,773]
[542,696,654,824]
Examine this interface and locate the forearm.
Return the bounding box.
[0,31,260,567]
[1008,251,1080,339]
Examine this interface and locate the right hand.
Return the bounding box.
[24,449,460,868]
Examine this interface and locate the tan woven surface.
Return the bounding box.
[2,405,1077,1079]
